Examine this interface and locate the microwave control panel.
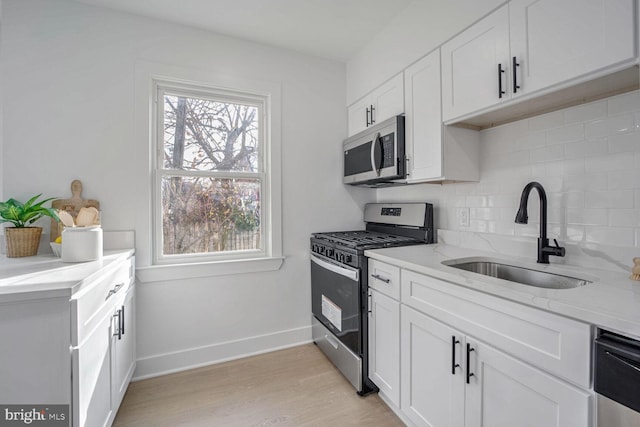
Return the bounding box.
[381,133,395,167]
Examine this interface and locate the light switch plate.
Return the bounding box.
[458,207,470,227]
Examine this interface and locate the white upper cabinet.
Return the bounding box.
[403,49,479,183]
[441,6,510,122]
[442,0,637,123]
[509,0,636,97]
[347,73,404,136]
[404,50,444,180]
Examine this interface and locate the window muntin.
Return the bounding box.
[154,83,267,263]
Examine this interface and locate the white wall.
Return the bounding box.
[346,0,505,104]
[1,0,373,378]
[378,91,640,258]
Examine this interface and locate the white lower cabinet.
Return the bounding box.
[401,305,591,427]
[465,336,591,427]
[0,253,135,427]
[401,305,464,427]
[72,310,113,427]
[368,288,400,407]
[111,284,136,411]
[367,263,594,426]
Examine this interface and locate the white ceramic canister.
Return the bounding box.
[61,226,103,262]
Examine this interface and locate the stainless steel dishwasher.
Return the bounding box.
[594,330,640,426]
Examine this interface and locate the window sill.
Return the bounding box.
[135,256,285,283]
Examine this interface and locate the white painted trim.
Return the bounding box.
[378,391,413,426]
[133,60,283,271]
[135,256,284,282]
[132,325,311,380]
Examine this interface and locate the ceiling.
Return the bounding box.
[71,0,418,62]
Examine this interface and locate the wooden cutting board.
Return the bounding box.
[50,180,100,241]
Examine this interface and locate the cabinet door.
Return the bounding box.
[368,289,400,407]
[347,96,372,136]
[509,0,636,97]
[111,284,136,410]
[465,338,591,427]
[404,49,443,181]
[347,74,404,137]
[72,311,113,427]
[371,73,404,126]
[441,5,510,122]
[401,306,465,427]
[0,298,70,404]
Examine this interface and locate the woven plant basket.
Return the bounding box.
[5,227,43,258]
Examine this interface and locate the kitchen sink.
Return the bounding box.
[442,258,591,289]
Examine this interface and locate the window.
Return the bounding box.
[153,81,271,264]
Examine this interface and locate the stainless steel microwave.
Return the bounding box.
[343,115,406,186]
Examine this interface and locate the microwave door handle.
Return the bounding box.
[370,132,382,176]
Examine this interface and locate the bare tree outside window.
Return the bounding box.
[159,90,263,256]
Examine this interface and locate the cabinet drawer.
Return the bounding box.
[368,259,400,300]
[71,256,134,347]
[401,270,591,389]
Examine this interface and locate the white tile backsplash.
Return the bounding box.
[564,139,607,159]
[608,132,640,153]
[605,114,635,135]
[608,91,640,116]
[585,190,634,209]
[528,110,563,131]
[378,89,640,252]
[608,170,640,190]
[547,123,584,145]
[566,208,608,226]
[608,209,640,227]
[585,152,635,173]
[563,100,607,124]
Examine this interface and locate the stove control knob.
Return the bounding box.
[345,254,352,264]
[326,248,334,257]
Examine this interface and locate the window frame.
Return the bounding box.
[151,79,273,266]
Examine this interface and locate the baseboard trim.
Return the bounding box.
[133,325,312,381]
[378,391,413,426]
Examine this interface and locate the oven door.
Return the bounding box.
[310,254,361,355]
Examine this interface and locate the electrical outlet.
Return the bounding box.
[458,207,470,227]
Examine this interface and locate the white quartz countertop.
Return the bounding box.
[0,249,134,302]
[365,243,640,340]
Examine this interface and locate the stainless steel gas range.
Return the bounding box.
[310,202,434,395]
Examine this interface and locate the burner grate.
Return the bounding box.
[313,230,421,249]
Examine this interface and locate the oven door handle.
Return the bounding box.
[311,254,359,282]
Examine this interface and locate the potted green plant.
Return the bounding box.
[0,194,60,257]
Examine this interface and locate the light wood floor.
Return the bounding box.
[113,344,405,426]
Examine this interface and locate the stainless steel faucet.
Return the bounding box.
[515,182,565,264]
